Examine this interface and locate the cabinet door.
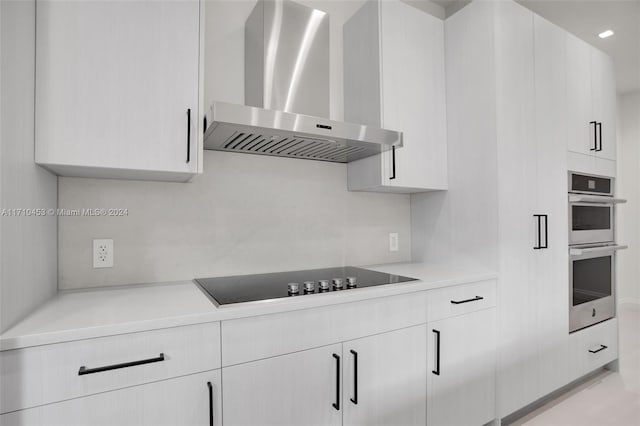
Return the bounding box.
[222,344,343,426]
[35,0,200,181]
[379,0,447,191]
[0,370,221,426]
[566,33,595,156]
[494,1,539,416]
[343,325,427,426]
[427,309,496,426]
[533,15,570,399]
[591,49,617,161]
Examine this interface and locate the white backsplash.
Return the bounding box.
[58,151,411,289]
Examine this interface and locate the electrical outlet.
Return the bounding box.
[389,233,399,252]
[93,239,114,268]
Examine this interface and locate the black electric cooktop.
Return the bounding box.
[195,266,418,306]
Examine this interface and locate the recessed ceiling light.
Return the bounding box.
[598,30,614,39]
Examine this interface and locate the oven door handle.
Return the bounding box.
[568,194,627,204]
[570,245,628,256]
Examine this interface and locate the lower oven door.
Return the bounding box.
[569,245,623,332]
[569,201,614,245]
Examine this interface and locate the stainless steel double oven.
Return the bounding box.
[568,172,626,332]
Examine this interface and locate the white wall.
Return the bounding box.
[0,0,58,332]
[56,0,446,289]
[616,91,640,305]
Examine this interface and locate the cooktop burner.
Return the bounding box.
[195,266,418,306]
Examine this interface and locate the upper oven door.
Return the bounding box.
[569,200,614,245]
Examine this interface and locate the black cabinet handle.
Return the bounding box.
[332,353,340,410]
[350,350,358,405]
[207,381,214,426]
[186,108,192,163]
[596,122,603,152]
[533,214,548,250]
[432,329,440,376]
[450,295,484,305]
[589,344,608,354]
[389,146,396,180]
[78,353,165,375]
[590,121,597,151]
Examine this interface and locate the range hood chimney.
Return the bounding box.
[203,0,402,163]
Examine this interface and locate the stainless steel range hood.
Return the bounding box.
[204,0,402,163]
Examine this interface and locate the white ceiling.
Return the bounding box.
[432,0,640,94]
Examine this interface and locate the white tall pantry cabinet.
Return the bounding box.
[444,0,574,418]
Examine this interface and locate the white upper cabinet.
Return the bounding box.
[566,33,617,164]
[591,48,617,161]
[344,0,447,193]
[566,33,594,156]
[35,0,202,182]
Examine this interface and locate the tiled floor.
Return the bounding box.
[510,305,640,426]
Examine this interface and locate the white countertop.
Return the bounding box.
[0,262,496,351]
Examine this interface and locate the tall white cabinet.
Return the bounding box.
[35,0,203,181]
[444,0,575,418]
[343,0,447,193]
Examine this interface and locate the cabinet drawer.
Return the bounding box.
[427,280,496,322]
[222,292,429,366]
[0,369,221,426]
[0,322,220,414]
[568,318,618,382]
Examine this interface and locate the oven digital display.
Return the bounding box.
[571,173,611,194]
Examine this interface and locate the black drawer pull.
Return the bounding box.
[389,146,396,180]
[186,108,192,163]
[432,329,441,376]
[350,350,358,405]
[590,121,597,151]
[533,214,549,250]
[78,353,165,375]
[332,353,340,410]
[589,344,608,354]
[596,122,603,152]
[451,296,484,305]
[207,381,214,426]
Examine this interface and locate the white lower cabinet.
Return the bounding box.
[568,318,618,382]
[0,370,221,426]
[222,344,343,426]
[343,325,427,426]
[427,308,496,426]
[222,325,427,426]
[2,284,499,426]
